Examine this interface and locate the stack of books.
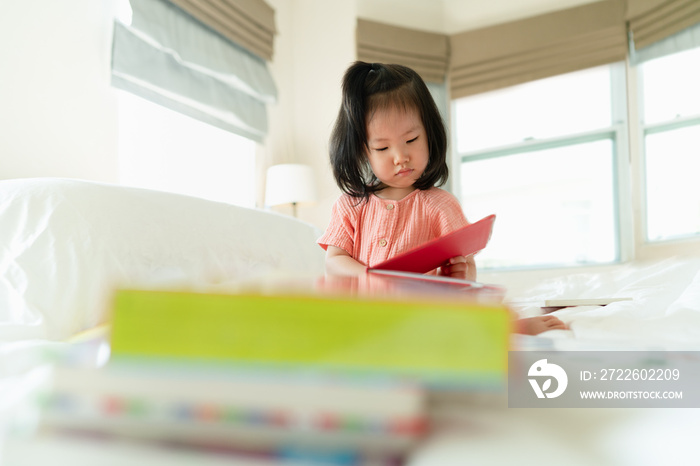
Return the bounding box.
[40,284,510,464]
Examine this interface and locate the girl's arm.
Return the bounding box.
[325,246,368,276]
[439,254,477,281]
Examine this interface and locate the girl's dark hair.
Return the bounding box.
[329,61,449,200]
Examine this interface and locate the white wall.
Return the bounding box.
[0,0,120,182]
[355,0,601,34]
[0,0,607,233]
[263,0,358,228]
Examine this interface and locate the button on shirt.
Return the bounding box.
[317,187,470,268]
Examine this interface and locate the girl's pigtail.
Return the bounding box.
[342,62,374,151]
[330,62,376,199]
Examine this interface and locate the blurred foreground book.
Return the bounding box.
[109,289,510,388]
[42,361,423,464]
[40,288,510,464]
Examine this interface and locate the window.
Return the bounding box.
[117,91,256,208]
[639,47,700,242]
[453,65,626,269]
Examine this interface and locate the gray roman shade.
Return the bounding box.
[627,0,700,64]
[111,0,277,142]
[627,0,700,50]
[356,19,450,84]
[168,0,276,61]
[449,0,627,99]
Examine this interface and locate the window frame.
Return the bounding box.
[451,62,634,271]
[630,59,700,259]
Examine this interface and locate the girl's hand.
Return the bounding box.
[440,255,476,281]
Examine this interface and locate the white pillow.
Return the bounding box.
[0,178,325,341]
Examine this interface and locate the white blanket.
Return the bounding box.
[500,258,700,349]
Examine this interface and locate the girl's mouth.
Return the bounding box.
[396,168,413,176]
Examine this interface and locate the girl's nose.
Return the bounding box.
[393,149,409,165]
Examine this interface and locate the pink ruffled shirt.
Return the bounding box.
[317,187,469,268]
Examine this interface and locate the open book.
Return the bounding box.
[367,214,497,288]
[540,297,633,312]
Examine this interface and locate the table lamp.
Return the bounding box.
[264,163,317,217]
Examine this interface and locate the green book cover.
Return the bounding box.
[110,289,510,387]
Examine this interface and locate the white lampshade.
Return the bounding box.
[264,164,317,214]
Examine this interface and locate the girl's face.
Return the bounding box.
[365,105,429,200]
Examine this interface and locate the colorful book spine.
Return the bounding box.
[41,363,425,462]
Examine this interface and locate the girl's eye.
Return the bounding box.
[374,147,388,152]
[407,137,418,144]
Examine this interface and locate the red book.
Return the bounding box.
[367,214,496,279]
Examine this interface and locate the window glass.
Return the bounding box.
[118,91,256,208]
[645,125,700,241]
[455,65,620,269]
[454,66,612,153]
[460,140,617,268]
[640,46,700,242]
[641,47,700,125]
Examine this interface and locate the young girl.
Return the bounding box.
[317,61,566,334]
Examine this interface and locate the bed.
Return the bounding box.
[0,177,330,463]
[2,177,700,465]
